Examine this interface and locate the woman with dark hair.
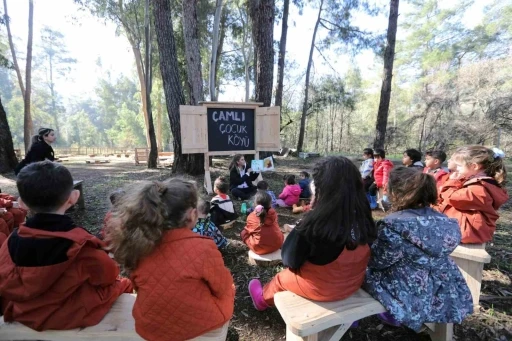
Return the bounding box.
[248,156,377,310]
[228,154,260,200]
[15,128,56,175]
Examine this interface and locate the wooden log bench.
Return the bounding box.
[0,294,229,341]
[449,243,490,311]
[73,180,85,209]
[248,249,282,267]
[274,289,453,341]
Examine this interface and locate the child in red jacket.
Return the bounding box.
[0,161,132,331]
[241,190,284,255]
[107,179,235,341]
[0,209,14,246]
[0,191,27,228]
[435,146,509,244]
[249,156,377,310]
[276,175,301,207]
[369,149,394,209]
[423,150,449,191]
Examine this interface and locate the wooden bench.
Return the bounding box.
[248,249,282,267]
[73,180,85,209]
[134,148,150,165]
[449,243,490,311]
[274,289,453,341]
[0,294,229,341]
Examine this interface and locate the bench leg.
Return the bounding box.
[286,326,318,341]
[451,257,484,311]
[76,184,85,209]
[286,323,351,341]
[426,323,453,341]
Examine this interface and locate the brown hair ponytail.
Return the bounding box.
[254,190,272,225]
[107,178,198,271]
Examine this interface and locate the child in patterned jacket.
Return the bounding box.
[193,199,228,249]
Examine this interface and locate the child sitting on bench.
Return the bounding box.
[0,161,133,331]
[193,199,228,249]
[365,166,473,330]
[241,190,283,255]
[435,146,508,244]
[210,176,238,228]
[106,179,235,341]
[248,156,376,310]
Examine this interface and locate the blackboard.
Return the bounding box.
[207,108,255,152]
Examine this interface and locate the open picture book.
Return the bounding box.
[251,156,275,172]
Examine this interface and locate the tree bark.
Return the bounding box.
[153,0,203,175]
[24,0,34,152]
[297,0,323,152]
[209,0,223,101]
[373,0,399,150]
[182,0,204,105]
[3,0,25,101]
[0,96,18,173]
[48,54,60,137]
[249,0,274,107]
[131,40,151,147]
[214,9,227,100]
[275,0,289,115]
[145,0,158,168]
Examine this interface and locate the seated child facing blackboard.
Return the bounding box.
[276,175,301,208]
[256,181,278,208]
[193,199,228,249]
[364,167,472,330]
[210,176,238,229]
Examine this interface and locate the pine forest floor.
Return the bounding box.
[0,155,511,341]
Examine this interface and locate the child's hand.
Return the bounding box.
[247,168,253,173]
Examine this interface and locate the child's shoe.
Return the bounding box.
[248,279,269,311]
[377,312,401,327]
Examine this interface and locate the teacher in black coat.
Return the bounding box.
[229,154,260,200]
[15,127,56,175]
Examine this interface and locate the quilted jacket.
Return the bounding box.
[131,228,235,341]
[374,159,394,189]
[241,208,284,255]
[436,177,509,244]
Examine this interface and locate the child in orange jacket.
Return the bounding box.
[107,179,235,341]
[241,190,284,255]
[423,150,449,191]
[0,209,14,246]
[0,191,27,228]
[248,156,377,310]
[0,161,132,331]
[435,146,509,244]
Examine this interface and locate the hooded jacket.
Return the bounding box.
[0,211,14,246]
[423,167,450,192]
[131,228,235,341]
[0,214,133,331]
[242,208,284,255]
[365,208,473,331]
[436,177,509,244]
[278,184,302,206]
[374,159,394,189]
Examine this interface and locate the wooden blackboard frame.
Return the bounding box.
[180,101,280,194]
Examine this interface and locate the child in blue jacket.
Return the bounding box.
[365,166,472,331]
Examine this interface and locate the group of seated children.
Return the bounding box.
[0,144,507,340]
[0,190,27,245]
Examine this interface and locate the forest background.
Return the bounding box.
[0,0,511,168]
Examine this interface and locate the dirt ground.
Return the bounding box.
[1,156,511,341]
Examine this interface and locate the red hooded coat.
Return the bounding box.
[436,177,509,244]
[0,214,132,331]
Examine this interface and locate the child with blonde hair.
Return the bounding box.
[436,146,508,244]
[107,179,235,341]
[241,190,284,255]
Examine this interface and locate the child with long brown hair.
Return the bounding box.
[106,179,235,341]
[248,156,377,310]
[435,146,509,244]
[365,167,472,331]
[241,190,284,255]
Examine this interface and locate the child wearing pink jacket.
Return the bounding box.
[276,175,301,207]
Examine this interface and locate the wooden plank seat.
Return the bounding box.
[274,289,453,341]
[248,249,282,267]
[0,294,229,341]
[449,243,490,311]
[73,180,85,209]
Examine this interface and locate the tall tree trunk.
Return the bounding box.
[214,9,227,100]
[249,0,274,107]
[373,0,399,150]
[275,0,289,116]
[131,42,151,147]
[3,0,25,101]
[209,0,223,101]
[48,55,60,138]
[0,96,18,173]
[157,86,163,151]
[182,0,204,105]
[145,0,158,168]
[297,0,323,152]
[23,0,34,152]
[153,0,202,175]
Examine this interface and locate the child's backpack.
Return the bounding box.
[210,198,238,227]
